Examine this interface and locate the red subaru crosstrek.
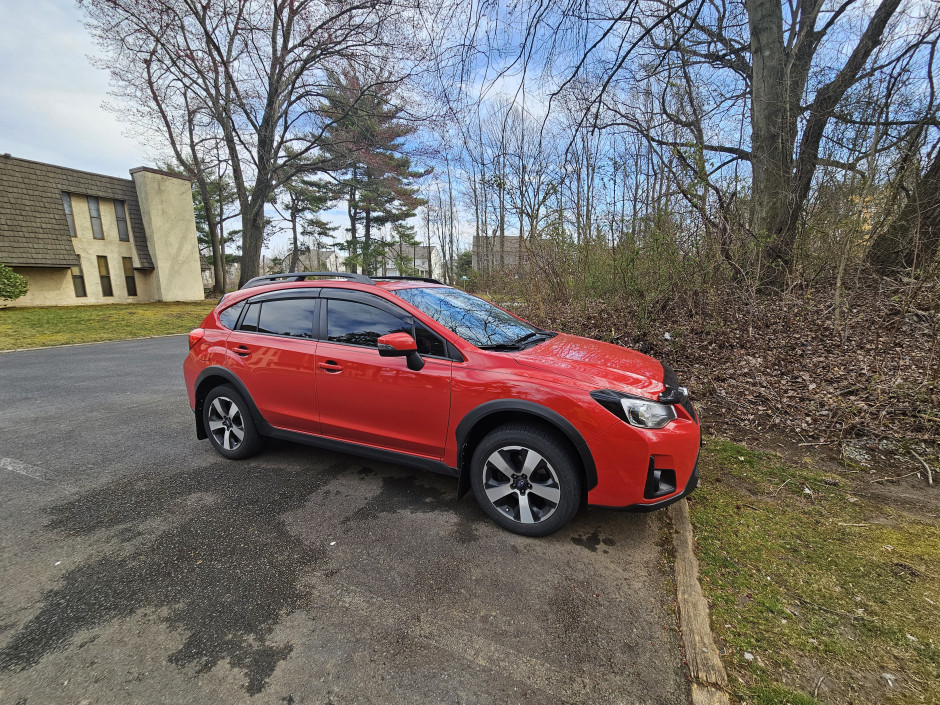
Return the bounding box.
[183,272,700,536]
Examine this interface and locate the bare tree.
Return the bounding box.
[81,0,431,284]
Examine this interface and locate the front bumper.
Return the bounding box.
[585,401,701,509]
[607,459,699,512]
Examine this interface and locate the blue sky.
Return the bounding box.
[0,0,148,178]
[0,0,347,255]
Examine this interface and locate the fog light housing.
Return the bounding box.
[643,458,677,499]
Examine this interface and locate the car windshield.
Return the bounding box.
[393,286,541,348]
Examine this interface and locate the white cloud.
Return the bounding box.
[0,0,147,177]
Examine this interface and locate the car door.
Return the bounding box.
[225,290,320,434]
[315,290,453,458]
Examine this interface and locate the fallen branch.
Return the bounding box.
[911,451,934,486]
[870,471,921,484]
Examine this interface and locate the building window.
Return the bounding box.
[71,262,87,297]
[122,257,138,296]
[97,256,113,297]
[114,200,130,242]
[62,193,77,238]
[87,196,104,239]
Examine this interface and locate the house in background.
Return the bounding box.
[297,249,342,272]
[471,234,527,272]
[382,243,443,279]
[0,154,204,307]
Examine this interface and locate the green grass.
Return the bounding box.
[0,301,216,350]
[690,439,940,704]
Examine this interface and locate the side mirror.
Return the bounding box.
[377,332,424,371]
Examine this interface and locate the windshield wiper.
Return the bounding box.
[477,342,525,351]
[512,331,542,346]
[478,330,553,351]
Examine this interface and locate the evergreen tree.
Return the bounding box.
[273,179,335,272]
[318,65,428,275]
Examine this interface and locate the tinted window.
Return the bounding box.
[219,300,245,330]
[414,322,447,357]
[239,303,261,332]
[62,193,76,238]
[327,300,410,347]
[88,196,104,239]
[394,287,537,347]
[114,200,130,241]
[257,299,317,338]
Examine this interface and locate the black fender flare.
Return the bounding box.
[193,366,266,439]
[454,399,598,498]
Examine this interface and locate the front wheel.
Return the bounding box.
[470,423,582,536]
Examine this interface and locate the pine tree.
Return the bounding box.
[318,65,428,275]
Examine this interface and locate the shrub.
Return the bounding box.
[0,263,28,301]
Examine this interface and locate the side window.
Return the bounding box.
[414,322,447,357]
[239,303,261,332]
[257,299,317,338]
[327,299,410,348]
[219,300,246,330]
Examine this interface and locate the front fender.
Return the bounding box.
[453,399,600,498]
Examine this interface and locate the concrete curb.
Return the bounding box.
[0,333,187,354]
[669,498,731,705]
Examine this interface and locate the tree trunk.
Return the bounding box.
[745,0,791,265]
[289,208,300,273]
[363,207,372,276]
[347,182,359,273]
[239,204,266,285]
[869,148,940,273]
[195,177,224,296]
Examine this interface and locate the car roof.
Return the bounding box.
[218,278,448,306]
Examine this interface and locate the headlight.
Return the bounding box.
[619,397,677,428]
[590,389,678,429]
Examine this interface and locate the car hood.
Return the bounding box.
[512,333,665,397]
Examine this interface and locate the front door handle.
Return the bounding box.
[319,360,343,373]
[233,345,250,357]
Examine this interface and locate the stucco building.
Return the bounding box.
[0,154,204,307]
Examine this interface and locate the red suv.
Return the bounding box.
[183,272,700,536]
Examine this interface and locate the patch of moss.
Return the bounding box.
[691,438,940,704]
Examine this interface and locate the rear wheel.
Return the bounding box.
[470,423,582,536]
[203,384,261,459]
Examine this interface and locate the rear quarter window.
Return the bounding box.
[218,300,246,329]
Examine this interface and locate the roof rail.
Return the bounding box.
[240,271,375,289]
[372,276,445,285]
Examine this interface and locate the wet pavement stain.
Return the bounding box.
[0,463,333,694]
[570,529,616,552]
[342,471,485,543]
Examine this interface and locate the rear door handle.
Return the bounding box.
[233,345,250,357]
[319,360,343,373]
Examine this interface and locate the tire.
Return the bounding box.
[203,384,262,460]
[470,423,582,537]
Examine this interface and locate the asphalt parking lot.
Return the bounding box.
[0,336,689,705]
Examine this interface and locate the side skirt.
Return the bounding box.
[258,421,460,479]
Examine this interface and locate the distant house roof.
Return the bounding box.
[0,154,154,269]
[386,244,437,260]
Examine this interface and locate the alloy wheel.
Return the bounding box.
[481,445,561,524]
[207,396,245,451]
